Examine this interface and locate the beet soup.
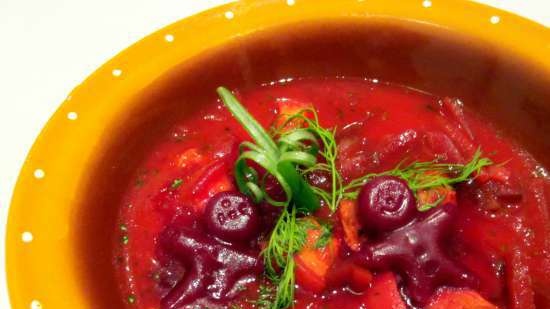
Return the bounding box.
[113,78,550,309]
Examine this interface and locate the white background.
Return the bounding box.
[0,1,548,308]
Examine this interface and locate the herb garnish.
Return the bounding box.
[342,149,492,210]
[217,86,493,308]
[262,207,310,308]
[314,223,333,249]
[217,87,320,213]
[170,178,183,189]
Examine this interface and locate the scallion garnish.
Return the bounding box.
[217,87,320,213]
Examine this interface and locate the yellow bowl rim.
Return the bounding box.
[6,0,549,308]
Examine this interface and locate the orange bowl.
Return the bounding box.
[6,0,550,308]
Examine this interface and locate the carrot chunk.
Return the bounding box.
[338,199,363,251]
[362,272,407,309]
[275,99,312,131]
[175,148,205,168]
[417,186,457,209]
[426,289,500,309]
[295,219,340,293]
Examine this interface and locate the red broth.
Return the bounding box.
[113,78,550,309]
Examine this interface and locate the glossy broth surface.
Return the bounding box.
[113,78,550,308]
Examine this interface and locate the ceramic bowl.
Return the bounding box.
[6,0,550,308]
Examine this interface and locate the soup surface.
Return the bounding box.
[114,78,550,309]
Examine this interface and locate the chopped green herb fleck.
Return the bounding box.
[127,294,136,304]
[135,178,145,187]
[119,224,128,232]
[171,178,183,189]
[121,235,129,245]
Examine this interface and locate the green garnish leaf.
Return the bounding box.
[217,86,320,213]
[217,88,279,155]
[170,178,183,189]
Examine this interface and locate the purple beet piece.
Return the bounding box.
[354,203,478,305]
[159,226,262,309]
[358,175,416,232]
[204,191,260,242]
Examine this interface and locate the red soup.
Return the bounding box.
[114,78,550,309]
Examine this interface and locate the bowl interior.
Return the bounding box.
[7,0,550,306]
[77,19,550,308]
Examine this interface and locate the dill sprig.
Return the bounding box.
[314,222,333,249]
[343,149,493,210]
[262,208,313,309]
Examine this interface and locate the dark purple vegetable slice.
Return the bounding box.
[358,175,416,232]
[159,226,262,309]
[355,203,477,305]
[204,191,260,242]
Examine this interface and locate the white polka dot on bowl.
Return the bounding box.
[165,34,174,42]
[33,169,45,179]
[22,231,33,243]
[30,300,42,309]
[224,11,235,19]
[112,69,122,77]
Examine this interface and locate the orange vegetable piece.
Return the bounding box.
[326,260,373,292]
[350,265,374,292]
[417,186,457,208]
[362,272,407,309]
[189,161,235,212]
[295,218,340,293]
[176,148,205,168]
[275,99,312,131]
[426,289,500,309]
[475,165,513,185]
[338,199,363,251]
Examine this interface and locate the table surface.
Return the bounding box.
[0,0,548,307]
